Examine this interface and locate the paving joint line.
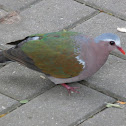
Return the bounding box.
[0,102,20,115]
[0,4,12,12]
[0,83,114,120]
[63,11,100,31]
[69,100,115,126]
[0,85,56,117]
[73,0,84,4]
[22,84,56,102]
[85,2,126,21]
[0,91,19,102]
[0,93,20,115]
[80,80,126,101]
[74,101,116,126]
[19,0,44,12]
[74,0,126,21]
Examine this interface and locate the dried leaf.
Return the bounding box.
[117,27,126,33]
[106,103,123,108]
[117,101,126,105]
[0,113,7,118]
[20,99,29,104]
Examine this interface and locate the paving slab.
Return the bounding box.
[72,12,126,59]
[81,55,126,101]
[0,0,96,47]
[0,62,54,101]
[0,0,37,11]
[0,9,8,18]
[0,84,115,126]
[79,104,126,126]
[0,93,18,114]
[78,0,126,20]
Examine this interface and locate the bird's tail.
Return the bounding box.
[0,50,11,66]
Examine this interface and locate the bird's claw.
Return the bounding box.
[67,87,80,94]
[61,83,80,94]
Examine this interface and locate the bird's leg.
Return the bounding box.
[61,83,79,94]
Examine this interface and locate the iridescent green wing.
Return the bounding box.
[21,31,84,78]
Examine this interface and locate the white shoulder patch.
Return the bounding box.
[75,56,85,68]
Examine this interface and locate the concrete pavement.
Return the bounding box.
[0,0,126,126]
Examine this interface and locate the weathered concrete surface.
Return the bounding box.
[0,0,96,46]
[0,93,18,114]
[0,0,37,11]
[0,84,115,126]
[0,62,54,100]
[0,9,8,18]
[77,0,126,20]
[79,104,126,126]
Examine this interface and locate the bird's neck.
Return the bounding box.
[82,41,110,76]
[92,41,109,72]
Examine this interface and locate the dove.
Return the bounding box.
[0,31,125,93]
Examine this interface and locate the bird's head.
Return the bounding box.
[94,33,125,55]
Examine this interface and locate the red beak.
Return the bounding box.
[117,46,125,55]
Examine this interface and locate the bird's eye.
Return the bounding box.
[110,41,115,45]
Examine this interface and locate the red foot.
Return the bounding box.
[61,83,79,94]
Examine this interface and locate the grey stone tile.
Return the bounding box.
[0,9,8,18]
[0,93,18,114]
[81,0,126,19]
[72,13,126,59]
[20,0,95,32]
[0,0,36,11]
[0,0,96,47]
[82,55,126,101]
[0,62,54,100]
[79,104,126,126]
[0,84,115,126]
